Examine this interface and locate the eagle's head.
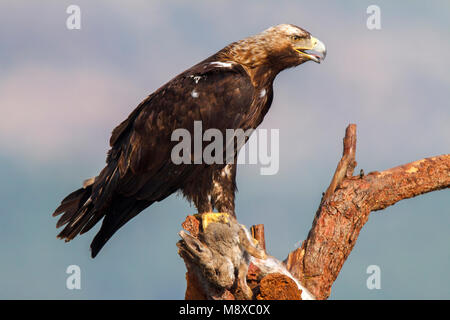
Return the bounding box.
[220,24,326,71]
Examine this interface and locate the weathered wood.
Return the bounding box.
[250,224,266,251]
[284,125,450,299]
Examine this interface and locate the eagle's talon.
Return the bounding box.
[195,212,231,231]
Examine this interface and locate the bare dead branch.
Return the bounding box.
[285,125,450,299]
[322,124,357,203]
[251,224,266,252]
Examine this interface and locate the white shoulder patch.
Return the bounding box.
[260,89,266,98]
[190,75,202,84]
[191,90,199,98]
[210,61,234,68]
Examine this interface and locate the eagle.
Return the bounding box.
[53,24,326,258]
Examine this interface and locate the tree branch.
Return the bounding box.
[285,124,450,299]
[322,124,357,202]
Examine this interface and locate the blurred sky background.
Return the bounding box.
[0,0,449,299]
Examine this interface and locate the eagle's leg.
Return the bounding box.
[184,164,236,216]
[211,163,237,217]
[192,193,213,214]
[182,166,213,213]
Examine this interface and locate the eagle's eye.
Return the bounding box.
[291,35,302,41]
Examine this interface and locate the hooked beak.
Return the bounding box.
[294,36,327,63]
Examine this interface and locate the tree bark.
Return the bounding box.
[178,124,450,300]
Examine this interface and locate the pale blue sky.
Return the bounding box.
[0,0,449,299]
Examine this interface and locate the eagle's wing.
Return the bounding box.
[109,61,254,196]
[54,61,256,257]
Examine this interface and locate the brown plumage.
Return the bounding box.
[52,24,326,258]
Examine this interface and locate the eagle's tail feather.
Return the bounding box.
[52,187,88,218]
[54,184,99,242]
[90,197,153,258]
[54,164,120,244]
[53,167,154,258]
